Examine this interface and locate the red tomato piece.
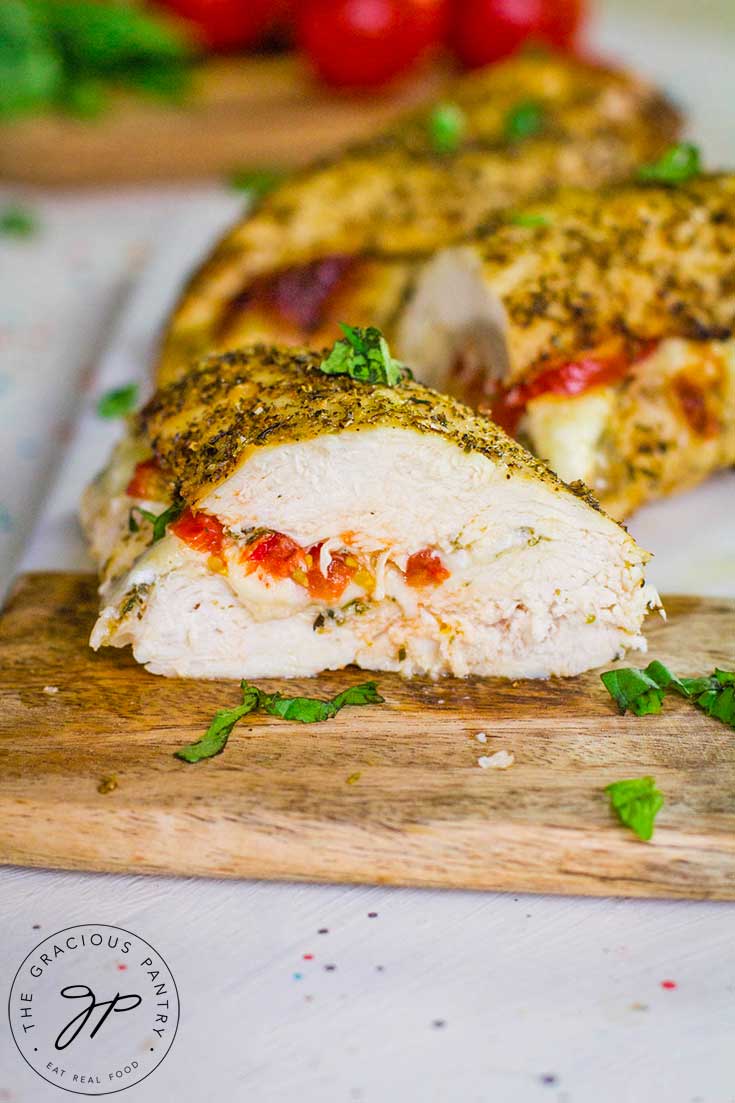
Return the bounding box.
[297,0,448,89]
[126,459,164,500]
[405,548,450,588]
[241,531,305,579]
[305,544,356,601]
[449,0,584,70]
[170,509,226,556]
[156,0,278,52]
[490,339,652,435]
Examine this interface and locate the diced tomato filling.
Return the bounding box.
[405,548,450,588]
[241,532,356,601]
[241,531,305,579]
[170,509,226,557]
[126,458,165,500]
[305,544,356,602]
[673,374,720,438]
[490,338,658,435]
[221,255,357,337]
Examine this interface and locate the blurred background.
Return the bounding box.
[1,0,734,590]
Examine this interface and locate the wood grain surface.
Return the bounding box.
[0,56,447,186]
[0,572,733,898]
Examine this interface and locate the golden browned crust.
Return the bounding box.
[157,52,680,384]
[140,344,580,506]
[473,174,735,382]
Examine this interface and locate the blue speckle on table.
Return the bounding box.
[0,505,13,533]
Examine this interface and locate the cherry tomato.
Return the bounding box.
[156,0,278,52]
[298,0,449,89]
[449,0,584,69]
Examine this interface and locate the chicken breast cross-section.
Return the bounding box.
[82,346,658,680]
[398,175,735,517]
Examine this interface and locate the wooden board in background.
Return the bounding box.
[0,572,733,898]
[0,56,448,186]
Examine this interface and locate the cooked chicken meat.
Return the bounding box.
[83,345,658,680]
[398,175,735,517]
[157,52,679,384]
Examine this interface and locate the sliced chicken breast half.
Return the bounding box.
[83,345,658,681]
[398,175,735,518]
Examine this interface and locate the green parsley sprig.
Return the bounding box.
[428,102,466,155]
[637,142,701,185]
[601,661,735,729]
[319,324,406,387]
[605,776,664,841]
[175,680,384,763]
[97,383,138,419]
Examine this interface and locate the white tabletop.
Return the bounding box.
[2,4,735,1100]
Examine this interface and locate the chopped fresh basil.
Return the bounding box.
[319,324,406,387]
[637,142,701,184]
[428,102,466,154]
[129,500,183,543]
[256,681,384,724]
[229,168,285,201]
[0,204,39,238]
[175,683,260,763]
[679,668,735,729]
[504,100,544,141]
[175,680,384,762]
[600,663,669,716]
[97,382,138,419]
[509,212,550,229]
[601,662,735,730]
[605,776,664,841]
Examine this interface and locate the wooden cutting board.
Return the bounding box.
[1,572,733,899]
[0,56,447,186]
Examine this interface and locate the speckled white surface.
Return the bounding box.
[1,5,735,1101]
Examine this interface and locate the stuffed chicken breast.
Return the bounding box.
[398,174,735,518]
[83,340,658,680]
[157,52,679,384]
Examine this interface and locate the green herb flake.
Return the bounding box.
[510,212,550,229]
[428,102,466,155]
[97,382,138,419]
[129,500,183,542]
[229,168,285,201]
[504,100,544,142]
[637,142,701,185]
[605,776,664,841]
[255,681,384,724]
[175,683,260,763]
[319,324,406,387]
[0,205,39,238]
[174,680,385,763]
